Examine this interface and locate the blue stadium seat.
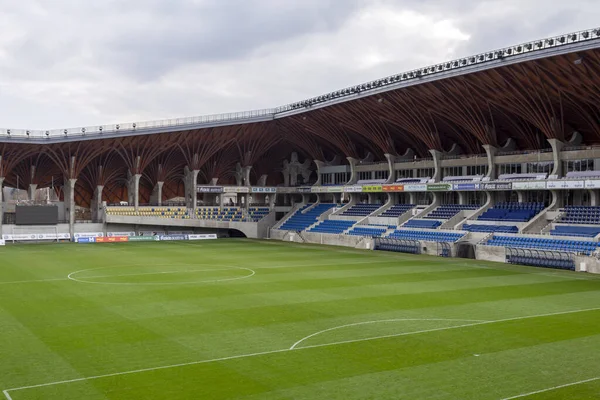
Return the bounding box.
[341,204,381,217]
[478,202,544,222]
[486,235,599,255]
[279,204,336,231]
[308,220,356,234]
[388,229,464,242]
[403,219,441,229]
[424,204,479,220]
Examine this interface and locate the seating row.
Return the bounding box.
[309,220,355,234]
[403,219,441,229]
[341,204,381,216]
[279,204,336,231]
[551,225,600,238]
[425,204,479,220]
[388,229,464,242]
[462,224,518,233]
[486,235,599,254]
[379,204,415,217]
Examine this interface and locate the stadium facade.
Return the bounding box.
[2,28,600,272]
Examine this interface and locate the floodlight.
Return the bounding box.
[536,41,543,48]
[516,46,522,53]
[547,39,554,45]
[116,124,120,130]
[453,61,459,67]
[26,130,30,136]
[525,43,532,50]
[6,129,10,135]
[64,129,68,135]
[505,49,512,55]
[570,34,577,41]
[45,131,49,137]
[558,36,565,43]
[445,63,451,68]
[478,55,484,61]
[99,126,103,132]
[81,128,86,134]
[582,32,589,39]
[437,65,443,71]
[132,123,136,129]
[594,29,600,37]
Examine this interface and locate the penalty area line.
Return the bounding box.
[501,376,600,399]
[4,306,600,398]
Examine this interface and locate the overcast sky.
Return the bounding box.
[0,0,598,130]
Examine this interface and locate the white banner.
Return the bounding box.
[2,233,71,241]
[73,232,104,239]
[188,234,218,240]
[585,180,600,189]
[404,184,427,192]
[512,181,547,190]
[546,180,584,189]
[343,185,363,193]
[106,232,136,237]
[0,239,5,246]
[222,186,250,193]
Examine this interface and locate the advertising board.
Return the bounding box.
[343,185,363,193]
[426,183,452,191]
[188,234,218,240]
[222,186,250,193]
[96,236,129,243]
[158,235,189,241]
[296,187,312,193]
[362,185,383,192]
[106,232,136,237]
[382,185,404,192]
[585,180,600,189]
[403,184,427,192]
[512,181,546,190]
[452,183,480,191]
[197,186,223,194]
[251,187,277,193]
[482,182,512,190]
[128,236,158,242]
[546,180,584,189]
[326,186,344,193]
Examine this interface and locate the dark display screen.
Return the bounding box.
[15,205,59,225]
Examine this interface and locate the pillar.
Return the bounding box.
[517,191,525,203]
[313,160,325,186]
[548,138,565,178]
[588,190,598,206]
[257,174,267,187]
[457,191,466,205]
[243,166,252,186]
[346,157,358,185]
[127,173,142,210]
[64,178,77,240]
[482,144,498,179]
[428,149,442,182]
[91,185,104,223]
[409,192,417,205]
[28,183,38,201]
[184,167,199,211]
[150,181,164,206]
[384,153,396,184]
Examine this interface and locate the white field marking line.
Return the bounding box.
[501,376,600,399]
[0,278,68,285]
[295,306,600,351]
[4,306,600,398]
[78,267,244,280]
[2,390,12,400]
[67,266,255,286]
[289,318,486,350]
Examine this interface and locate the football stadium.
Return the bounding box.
[2,27,600,399]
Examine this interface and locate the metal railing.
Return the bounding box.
[0,27,598,140]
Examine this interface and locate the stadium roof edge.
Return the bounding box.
[1,27,599,144]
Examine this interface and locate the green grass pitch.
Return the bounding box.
[1,239,600,399]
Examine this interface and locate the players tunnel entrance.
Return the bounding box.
[227,229,247,238]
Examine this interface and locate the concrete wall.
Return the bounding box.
[105,215,262,238]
